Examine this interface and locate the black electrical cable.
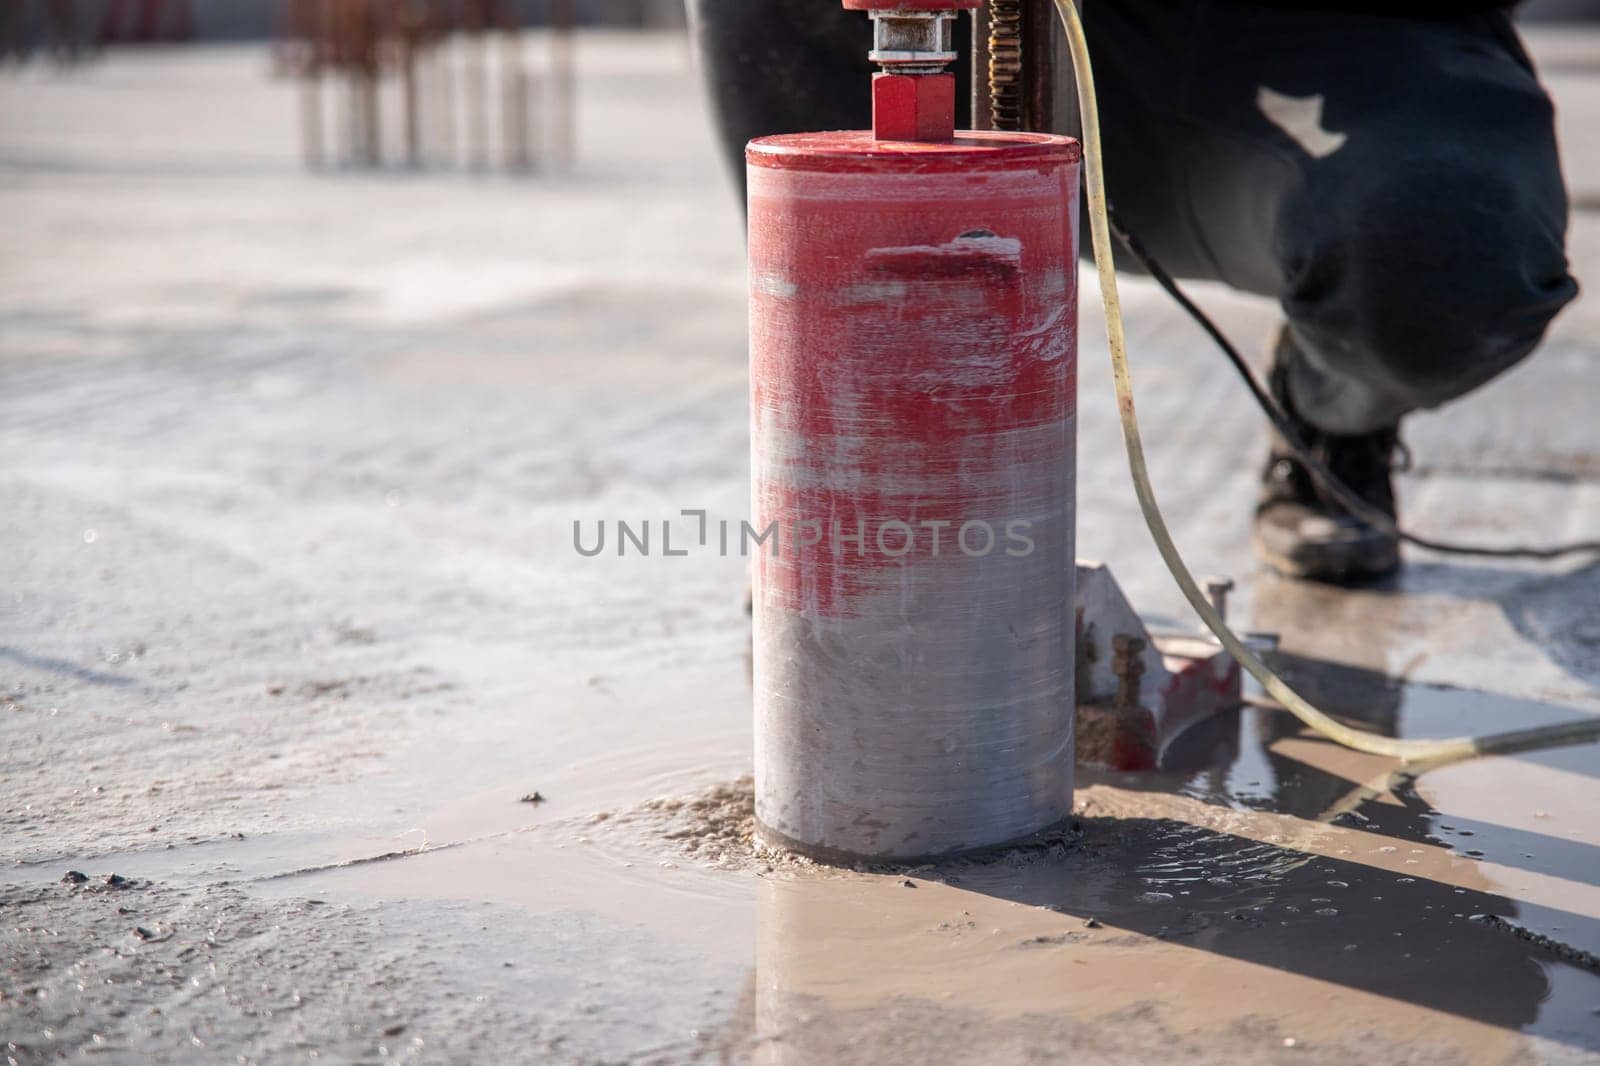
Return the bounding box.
[1103,202,1600,562]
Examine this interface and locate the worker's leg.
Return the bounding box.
[1086,0,1577,435]
[1084,0,1577,580]
[686,0,871,199]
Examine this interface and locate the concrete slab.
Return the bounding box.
[2,28,1599,1065]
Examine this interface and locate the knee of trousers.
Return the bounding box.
[1281,159,1578,413]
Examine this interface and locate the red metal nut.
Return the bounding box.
[843,0,980,9]
[872,72,956,142]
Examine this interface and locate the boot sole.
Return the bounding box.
[1252,530,1401,586]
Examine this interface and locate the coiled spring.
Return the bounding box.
[987,0,1023,130]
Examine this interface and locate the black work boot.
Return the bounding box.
[1254,340,1404,584]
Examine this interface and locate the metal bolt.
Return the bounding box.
[1111,634,1147,711]
[1202,576,1235,624]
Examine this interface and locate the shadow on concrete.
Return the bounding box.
[929,812,1597,1047]
[1380,559,1600,690]
[903,649,1600,1049]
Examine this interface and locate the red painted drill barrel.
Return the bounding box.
[747,130,1081,861]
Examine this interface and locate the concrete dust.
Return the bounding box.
[592,775,776,872]
[589,774,1089,877]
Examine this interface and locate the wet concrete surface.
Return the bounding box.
[3,28,1600,1066]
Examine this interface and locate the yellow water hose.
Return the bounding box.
[1051,0,1600,766]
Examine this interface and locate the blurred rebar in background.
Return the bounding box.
[279,0,588,174]
[4,0,684,175]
